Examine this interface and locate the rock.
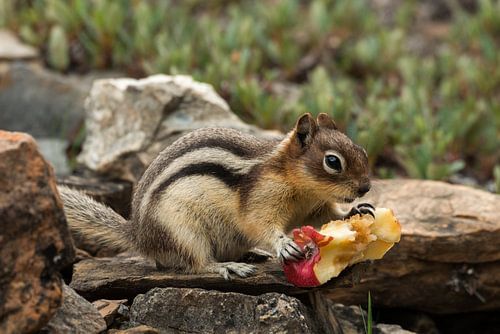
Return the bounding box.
[0,131,75,333]
[93,299,129,327]
[0,61,123,142]
[325,179,500,314]
[130,287,319,333]
[41,283,106,334]
[0,30,38,59]
[376,309,439,334]
[433,310,500,334]
[37,138,70,175]
[330,303,366,334]
[375,323,415,334]
[309,290,367,334]
[327,257,500,314]
[309,292,415,334]
[365,179,500,263]
[0,62,87,138]
[70,256,357,301]
[108,325,159,334]
[70,179,500,314]
[78,75,281,182]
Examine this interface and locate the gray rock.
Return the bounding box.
[376,309,440,334]
[41,284,107,334]
[130,287,318,334]
[0,30,38,60]
[0,131,75,334]
[78,75,281,182]
[330,304,415,334]
[0,62,122,140]
[0,62,87,138]
[37,138,70,175]
[375,323,415,334]
[307,292,416,334]
[70,256,357,301]
[330,303,366,334]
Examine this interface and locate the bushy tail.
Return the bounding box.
[57,185,130,252]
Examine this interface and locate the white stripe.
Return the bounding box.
[140,147,263,217]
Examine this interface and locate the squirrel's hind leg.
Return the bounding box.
[153,248,257,280]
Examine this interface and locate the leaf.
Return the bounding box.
[47,25,69,70]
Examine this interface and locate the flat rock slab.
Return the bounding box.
[329,179,500,313]
[129,287,319,334]
[71,256,357,301]
[0,131,75,333]
[70,180,500,314]
[0,30,38,59]
[366,180,500,263]
[326,255,500,314]
[73,256,499,314]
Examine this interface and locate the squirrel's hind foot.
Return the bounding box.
[207,262,257,280]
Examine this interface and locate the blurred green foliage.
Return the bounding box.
[1,0,499,182]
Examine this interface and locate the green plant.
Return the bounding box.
[47,25,69,70]
[1,0,498,182]
[494,165,500,194]
[360,291,373,334]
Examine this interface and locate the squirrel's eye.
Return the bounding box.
[324,155,342,173]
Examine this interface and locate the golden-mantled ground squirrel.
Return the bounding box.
[59,113,374,279]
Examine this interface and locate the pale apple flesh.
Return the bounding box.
[283,208,401,287]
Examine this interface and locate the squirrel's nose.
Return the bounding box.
[357,182,371,197]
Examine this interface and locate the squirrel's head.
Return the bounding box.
[284,113,370,203]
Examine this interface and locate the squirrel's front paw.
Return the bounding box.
[276,235,305,264]
[345,203,375,219]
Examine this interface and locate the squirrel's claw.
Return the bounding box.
[277,237,305,264]
[346,203,375,219]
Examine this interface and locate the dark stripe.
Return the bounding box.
[132,131,279,218]
[238,164,263,209]
[170,137,260,164]
[137,137,262,205]
[152,162,243,199]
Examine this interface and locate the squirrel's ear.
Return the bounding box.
[317,113,337,130]
[294,113,317,147]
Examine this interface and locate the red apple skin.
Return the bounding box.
[283,248,321,287]
[282,226,332,287]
